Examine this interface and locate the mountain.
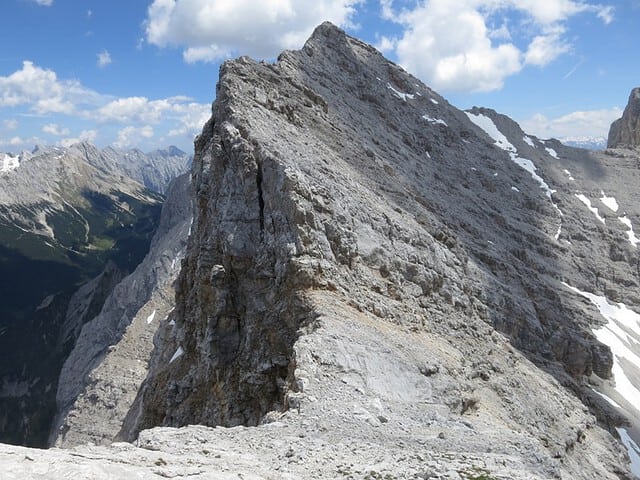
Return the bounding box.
[2,23,640,479]
[101,145,192,194]
[560,136,607,150]
[608,88,640,148]
[0,142,189,447]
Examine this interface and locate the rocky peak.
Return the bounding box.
[607,87,640,148]
[110,22,638,478]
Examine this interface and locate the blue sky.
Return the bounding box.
[0,0,637,153]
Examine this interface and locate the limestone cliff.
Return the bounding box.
[608,87,640,148]
[110,23,640,478]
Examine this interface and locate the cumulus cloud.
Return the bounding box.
[95,95,207,126]
[382,0,614,93]
[97,50,112,68]
[2,119,18,131]
[114,125,155,148]
[0,61,209,151]
[42,123,70,136]
[520,107,622,139]
[59,129,98,147]
[167,102,211,137]
[0,61,102,114]
[144,0,363,62]
[0,135,42,149]
[524,27,570,66]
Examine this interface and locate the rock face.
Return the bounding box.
[608,87,640,148]
[49,174,192,447]
[113,22,640,477]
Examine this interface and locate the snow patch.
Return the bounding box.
[422,115,447,127]
[600,191,619,212]
[563,283,640,413]
[510,154,556,198]
[465,112,516,152]
[1,153,20,173]
[169,346,184,364]
[592,388,622,409]
[545,147,559,158]
[563,169,575,181]
[146,310,156,324]
[523,136,535,147]
[386,83,415,102]
[511,186,520,192]
[430,98,439,105]
[575,194,606,224]
[617,428,640,477]
[619,216,640,247]
[465,112,556,199]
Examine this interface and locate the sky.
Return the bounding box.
[0,0,638,154]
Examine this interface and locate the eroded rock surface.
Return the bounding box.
[608,87,640,148]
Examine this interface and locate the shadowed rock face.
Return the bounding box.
[608,88,640,148]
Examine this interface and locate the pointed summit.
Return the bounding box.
[607,87,640,148]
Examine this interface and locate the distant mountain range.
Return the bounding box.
[559,136,607,150]
[0,142,190,446]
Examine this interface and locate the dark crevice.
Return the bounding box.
[256,161,265,233]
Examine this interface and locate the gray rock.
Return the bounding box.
[608,87,640,148]
[110,22,635,478]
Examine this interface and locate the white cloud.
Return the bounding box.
[95,95,205,125]
[97,50,112,68]
[596,5,614,23]
[2,119,18,130]
[0,61,102,114]
[114,125,155,148]
[520,107,622,139]
[524,27,570,66]
[381,0,615,93]
[167,102,211,137]
[59,129,97,147]
[144,0,363,62]
[0,59,209,151]
[42,123,70,136]
[0,135,42,149]
[33,0,53,6]
[375,35,397,54]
